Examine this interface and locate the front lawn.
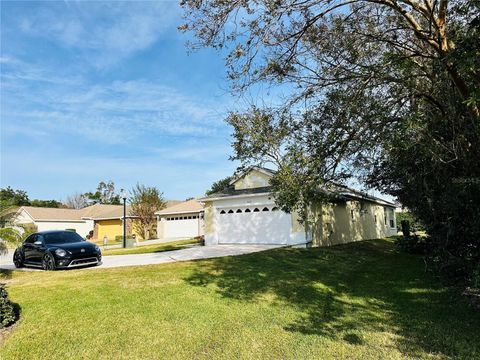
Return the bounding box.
[1,239,479,359]
[101,238,200,256]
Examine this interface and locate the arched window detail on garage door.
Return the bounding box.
[253,208,260,212]
[262,207,269,212]
[220,210,226,214]
[244,208,251,213]
[236,209,243,213]
[228,209,234,214]
[272,207,279,211]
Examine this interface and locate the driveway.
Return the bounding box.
[0,244,282,271]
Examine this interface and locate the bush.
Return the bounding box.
[114,235,134,242]
[395,212,425,233]
[394,235,431,255]
[0,284,18,328]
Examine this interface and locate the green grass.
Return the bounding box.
[101,238,200,256]
[1,239,479,359]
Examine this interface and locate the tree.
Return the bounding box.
[64,192,89,209]
[182,1,480,284]
[84,181,121,205]
[205,176,233,195]
[0,187,29,208]
[0,224,36,256]
[129,184,166,240]
[30,199,63,208]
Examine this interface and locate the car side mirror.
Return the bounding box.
[34,240,43,246]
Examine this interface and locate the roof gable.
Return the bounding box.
[230,166,274,190]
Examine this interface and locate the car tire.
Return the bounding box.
[13,249,24,268]
[42,253,56,271]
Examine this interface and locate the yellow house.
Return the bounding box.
[81,204,141,241]
[201,166,397,246]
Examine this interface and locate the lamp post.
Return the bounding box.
[120,189,127,248]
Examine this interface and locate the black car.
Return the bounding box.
[13,230,102,270]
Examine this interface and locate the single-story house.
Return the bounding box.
[200,167,397,246]
[14,204,139,240]
[155,199,204,239]
[14,206,95,236]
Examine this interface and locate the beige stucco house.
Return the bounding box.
[200,167,397,246]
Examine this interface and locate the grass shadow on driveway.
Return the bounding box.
[185,239,480,358]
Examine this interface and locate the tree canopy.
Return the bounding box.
[181,0,480,285]
[129,184,166,240]
[205,176,233,195]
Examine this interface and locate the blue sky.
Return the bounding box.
[1,1,244,201]
[1,1,394,204]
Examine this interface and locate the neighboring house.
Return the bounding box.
[155,199,204,239]
[200,167,397,246]
[14,206,95,236]
[14,204,138,240]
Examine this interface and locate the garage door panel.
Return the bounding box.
[217,209,291,244]
[164,219,198,239]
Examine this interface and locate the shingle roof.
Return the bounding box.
[21,206,85,221]
[155,199,204,215]
[21,204,134,221]
[201,167,396,207]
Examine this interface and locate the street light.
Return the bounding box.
[120,189,128,248]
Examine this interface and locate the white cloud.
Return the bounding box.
[17,1,180,68]
[2,69,231,144]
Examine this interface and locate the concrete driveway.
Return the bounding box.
[0,244,282,271]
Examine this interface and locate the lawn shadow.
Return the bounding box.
[0,269,13,280]
[185,239,480,358]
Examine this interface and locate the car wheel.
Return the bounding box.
[42,253,56,271]
[13,249,24,268]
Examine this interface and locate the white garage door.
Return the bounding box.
[217,206,291,244]
[164,219,199,239]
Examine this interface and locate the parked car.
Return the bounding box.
[13,230,102,270]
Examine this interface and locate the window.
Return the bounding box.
[374,215,377,224]
[24,234,36,244]
[351,210,354,219]
[253,208,260,212]
[244,208,251,213]
[236,209,243,213]
[228,210,234,214]
[384,207,388,225]
[188,216,192,219]
[262,207,269,212]
[175,217,179,220]
[389,209,395,228]
[220,210,226,214]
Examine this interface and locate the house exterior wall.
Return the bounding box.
[35,220,94,236]
[233,169,271,190]
[95,219,141,241]
[307,200,397,247]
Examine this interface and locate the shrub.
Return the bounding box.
[394,235,431,255]
[0,284,18,328]
[395,212,425,233]
[114,235,134,242]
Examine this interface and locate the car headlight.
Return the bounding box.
[94,245,100,252]
[55,248,67,257]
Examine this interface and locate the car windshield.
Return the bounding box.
[43,232,84,245]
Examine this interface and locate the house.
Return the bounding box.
[14,206,95,236]
[14,204,139,240]
[200,167,397,246]
[155,199,204,239]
